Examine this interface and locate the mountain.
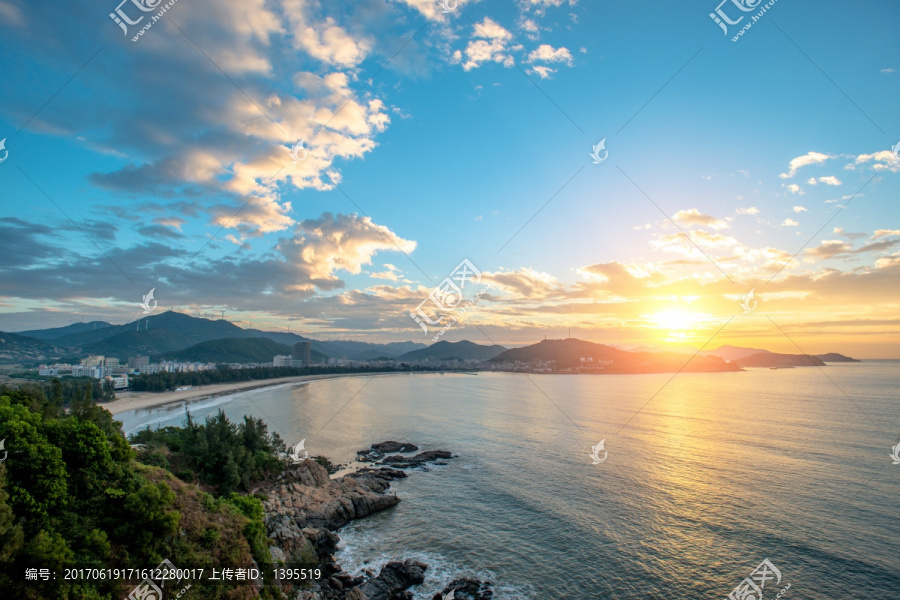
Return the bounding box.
[490,338,739,373]
[161,337,327,364]
[814,353,860,363]
[396,340,507,362]
[0,331,67,363]
[19,321,113,340]
[734,352,825,367]
[703,345,771,361]
[19,312,426,362]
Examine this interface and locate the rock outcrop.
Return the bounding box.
[262,443,472,600]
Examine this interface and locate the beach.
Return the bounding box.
[102,371,409,416]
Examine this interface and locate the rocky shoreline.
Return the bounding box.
[263,442,494,600]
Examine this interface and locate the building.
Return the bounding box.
[105,375,129,390]
[293,341,312,366]
[127,356,150,370]
[104,357,120,369]
[81,355,105,367]
[273,355,293,367]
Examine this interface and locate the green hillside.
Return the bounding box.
[161,337,326,364]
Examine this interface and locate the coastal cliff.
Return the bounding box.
[263,445,493,600]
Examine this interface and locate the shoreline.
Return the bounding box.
[102,371,425,416]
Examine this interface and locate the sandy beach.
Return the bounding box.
[101,371,410,416]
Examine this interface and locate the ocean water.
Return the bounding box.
[117,364,900,599]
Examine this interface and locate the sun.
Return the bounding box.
[643,310,707,342]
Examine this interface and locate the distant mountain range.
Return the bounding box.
[396,340,506,362]
[490,338,740,373]
[0,316,863,370]
[1,312,426,365]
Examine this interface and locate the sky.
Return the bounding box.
[0,0,899,357]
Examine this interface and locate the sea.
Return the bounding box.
[116,363,900,599]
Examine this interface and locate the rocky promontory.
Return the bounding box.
[264,443,489,600]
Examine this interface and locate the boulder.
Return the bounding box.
[353,559,427,600]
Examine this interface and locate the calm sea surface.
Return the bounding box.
[117,363,900,599]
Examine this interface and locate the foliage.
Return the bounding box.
[131,411,284,495]
[0,388,287,599]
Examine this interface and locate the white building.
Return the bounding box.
[273,355,293,367]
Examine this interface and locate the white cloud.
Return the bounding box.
[530,65,555,79]
[736,207,759,215]
[782,218,800,227]
[779,152,832,178]
[784,184,804,195]
[793,206,807,213]
[817,175,842,186]
[881,68,895,73]
[672,208,730,230]
[461,18,515,71]
[527,44,573,64]
[284,213,416,289]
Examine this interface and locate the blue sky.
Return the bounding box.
[1,0,899,356]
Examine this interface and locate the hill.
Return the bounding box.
[0,331,68,364]
[20,312,425,362]
[814,353,860,363]
[161,337,327,364]
[703,345,771,361]
[18,320,112,340]
[734,352,826,367]
[490,338,739,373]
[397,340,507,362]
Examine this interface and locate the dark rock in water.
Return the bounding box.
[349,559,427,600]
[350,467,409,481]
[371,441,419,454]
[437,577,494,600]
[381,450,453,468]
